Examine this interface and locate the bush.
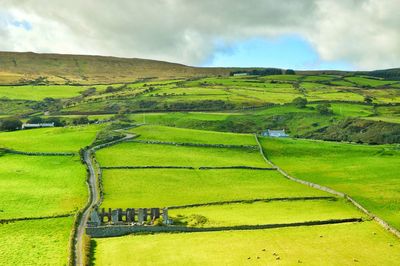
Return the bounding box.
[285,69,296,75]
[0,117,22,131]
[316,103,333,115]
[72,116,89,125]
[187,214,208,227]
[292,97,307,108]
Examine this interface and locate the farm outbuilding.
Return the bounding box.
[261,129,288,138]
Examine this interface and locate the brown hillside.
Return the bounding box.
[0,51,232,85]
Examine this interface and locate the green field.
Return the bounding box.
[131,125,256,145]
[170,199,364,227]
[0,217,73,265]
[96,142,266,167]
[0,85,108,100]
[261,137,400,230]
[0,153,86,219]
[0,124,102,152]
[100,169,327,208]
[92,221,400,266]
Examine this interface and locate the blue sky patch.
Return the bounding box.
[203,35,353,71]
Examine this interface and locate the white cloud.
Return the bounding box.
[0,0,399,69]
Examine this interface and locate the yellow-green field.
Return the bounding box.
[0,124,102,152]
[0,217,73,265]
[92,222,400,266]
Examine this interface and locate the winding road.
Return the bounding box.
[75,149,98,266]
[74,133,135,265]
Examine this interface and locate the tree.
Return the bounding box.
[364,95,373,104]
[0,118,22,131]
[316,103,333,115]
[285,69,295,75]
[292,97,307,108]
[72,116,89,125]
[45,117,65,127]
[27,116,44,124]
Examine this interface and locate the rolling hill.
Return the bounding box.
[0,51,233,85]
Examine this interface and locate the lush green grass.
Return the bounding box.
[0,153,86,219]
[92,221,400,266]
[0,217,73,265]
[170,199,364,227]
[129,112,240,125]
[365,106,400,123]
[302,75,338,82]
[262,74,304,81]
[345,76,397,87]
[100,169,327,208]
[330,80,356,86]
[309,103,374,117]
[96,142,266,167]
[0,84,110,100]
[0,124,103,152]
[131,125,256,145]
[261,137,400,230]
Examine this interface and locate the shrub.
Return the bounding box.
[0,117,22,131]
[316,103,333,115]
[285,69,296,75]
[292,97,307,108]
[187,214,208,227]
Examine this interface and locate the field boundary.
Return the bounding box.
[2,148,76,156]
[86,218,363,238]
[168,196,337,209]
[0,213,74,224]
[255,134,400,239]
[101,166,276,170]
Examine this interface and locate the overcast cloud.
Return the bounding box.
[0,0,399,69]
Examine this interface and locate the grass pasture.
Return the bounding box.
[96,142,266,167]
[92,221,400,266]
[131,125,256,145]
[0,84,110,101]
[0,124,103,152]
[261,137,400,230]
[100,169,328,208]
[0,217,73,265]
[0,153,86,219]
[170,198,364,227]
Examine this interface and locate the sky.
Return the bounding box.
[0,0,399,70]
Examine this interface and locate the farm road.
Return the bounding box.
[74,132,134,265]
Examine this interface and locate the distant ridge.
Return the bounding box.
[0,51,234,85]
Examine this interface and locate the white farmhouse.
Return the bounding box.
[22,122,55,129]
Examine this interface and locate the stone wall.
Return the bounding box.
[87,218,362,238]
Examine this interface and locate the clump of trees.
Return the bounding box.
[285,69,296,75]
[72,116,90,125]
[0,117,22,131]
[230,68,283,76]
[364,96,374,104]
[292,97,307,108]
[316,103,333,115]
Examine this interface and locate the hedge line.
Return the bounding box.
[100,165,276,170]
[87,218,363,238]
[129,139,258,150]
[2,148,75,156]
[0,213,74,224]
[199,166,276,170]
[102,166,195,170]
[168,196,337,209]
